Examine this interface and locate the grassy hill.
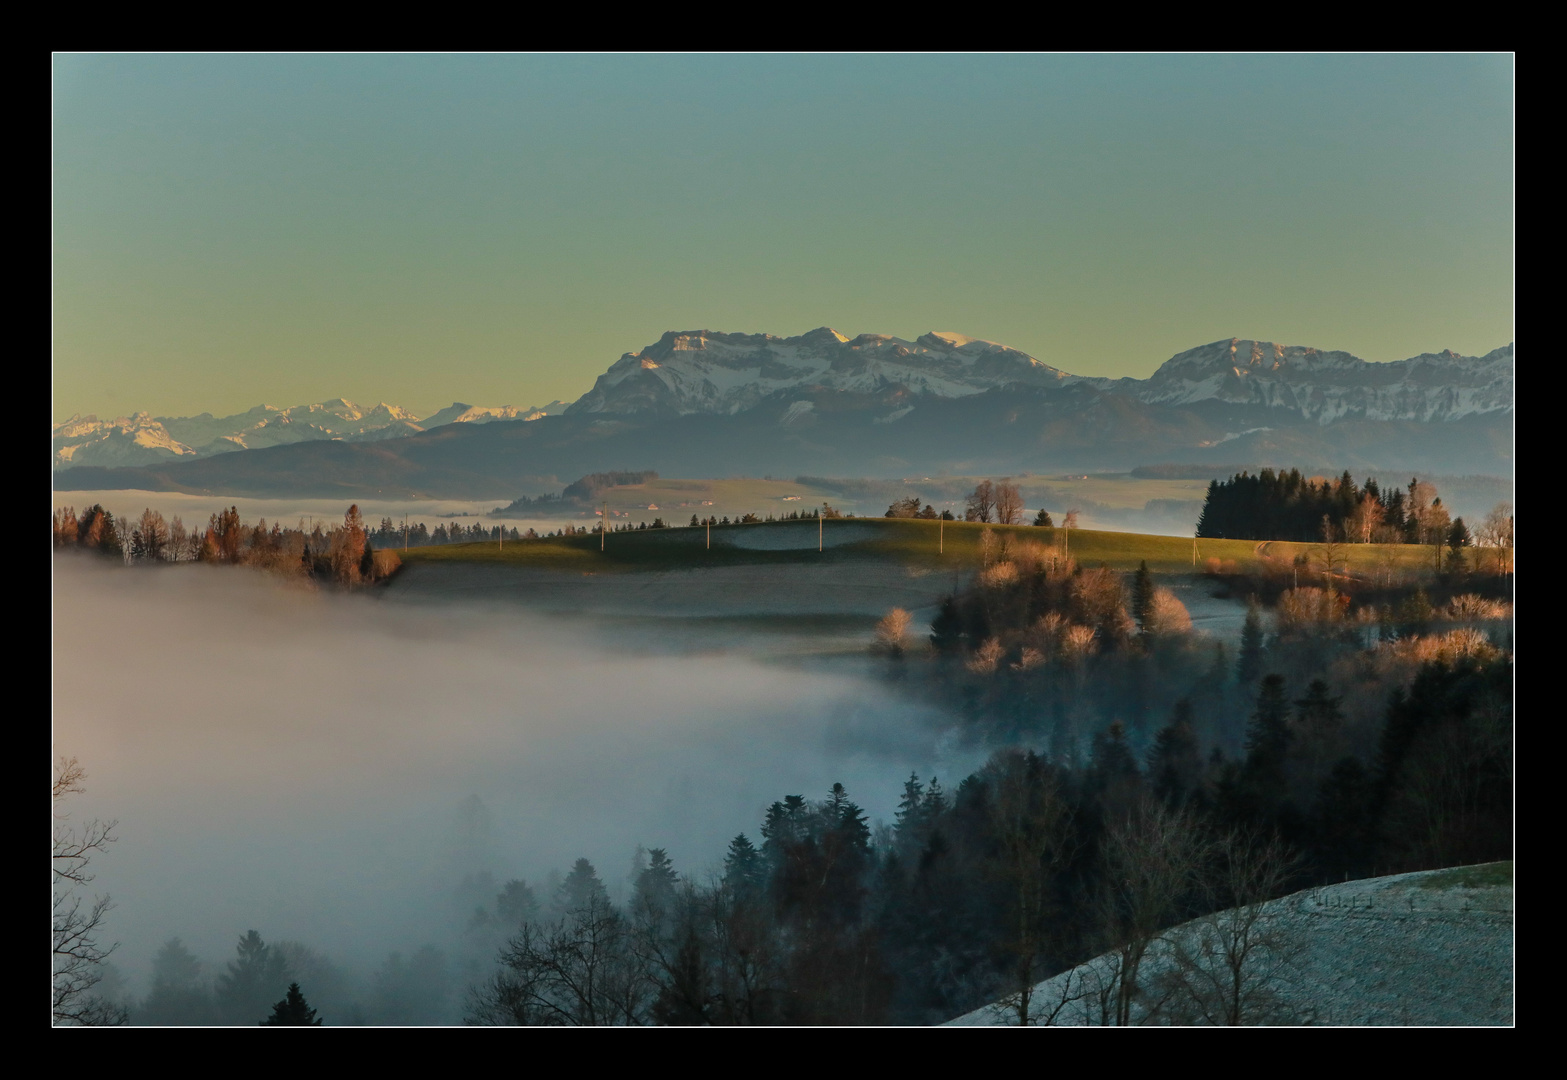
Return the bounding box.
[398,516,1445,578]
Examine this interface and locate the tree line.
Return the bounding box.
[53,504,399,587]
[1195,469,1515,552]
[463,630,1507,1027]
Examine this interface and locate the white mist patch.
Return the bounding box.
[52,558,972,993]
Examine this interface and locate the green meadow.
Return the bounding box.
[398,517,1448,578]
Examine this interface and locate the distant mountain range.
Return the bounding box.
[52,399,569,470]
[54,331,1512,499]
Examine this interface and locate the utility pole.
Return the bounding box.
[602,502,607,551]
[706,517,710,550]
[403,514,407,553]
[939,515,943,555]
[1192,534,1197,568]
[818,510,823,552]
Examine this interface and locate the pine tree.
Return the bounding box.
[633,848,679,923]
[262,982,322,1026]
[722,834,764,897]
[921,776,948,818]
[1131,561,1155,635]
[1033,508,1054,527]
[1294,679,1344,735]
[928,596,964,654]
[215,930,290,1025]
[1148,702,1201,807]
[1236,600,1265,684]
[1244,675,1292,778]
[554,858,609,916]
[894,772,926,836]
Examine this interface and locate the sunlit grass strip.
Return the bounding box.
[396,519,1486,576]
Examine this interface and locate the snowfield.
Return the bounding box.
[946,863,1513,1026]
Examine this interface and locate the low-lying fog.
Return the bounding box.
[52,558,978,1012]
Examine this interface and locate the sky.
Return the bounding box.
[53,54,1514,422]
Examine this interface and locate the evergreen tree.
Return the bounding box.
[215,930,290,1025]
[1294,680,1344,735]
[262,982,322,1026]
[894,773,926,837]
[1131,561,1155,635]
[928,596,964,654]
[138,938,214,1025]
[1148,702,1201,807]
[722,834,764,897]
[921,776,948,819]
[1090,720,1140,783]
[554,858,610,916]
[1236,600,1265,684]
[1243,675,1292,780]
[633,848,679,923]
[1033,508,1054,527]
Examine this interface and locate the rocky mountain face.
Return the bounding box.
[569,328,1513,428]
[1101,339,1514,424]
[52,398,568,470]
[568,329,1075,417]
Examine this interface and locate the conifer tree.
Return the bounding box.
[1131,561,1156,635]
[1236,600,1265,684]
[894,773,926,836]
[262,982,322,1026]
[215,930,290,1025]
[1148,702,1201,807]
[722,835,764,897]
[1244,675,1292,778]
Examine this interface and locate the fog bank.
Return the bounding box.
[52,557,973,997]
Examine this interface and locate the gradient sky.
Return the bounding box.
[53,54,1514,421]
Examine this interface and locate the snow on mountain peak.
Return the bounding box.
[568,328,1073,417]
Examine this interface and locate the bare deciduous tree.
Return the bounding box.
[468,890,650,1025]
[874,608,913,657]
[965,480,996,523]
[995,482,1023,526]
[1096,800,1205,1026]
[53,757,126,1025]
[1154,828,1304,1025]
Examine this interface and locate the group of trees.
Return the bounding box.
[1195,471,1511,559]
[53,504,400,587]
[963,480,1025,525]
[464,638,1508,1027]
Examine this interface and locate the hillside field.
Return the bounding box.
[398,516,1452,578]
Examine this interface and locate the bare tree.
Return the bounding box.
[468,890,650,1025]
[1314,516,1347,582]
[995,482,1024,526]
[1096,800,1205,1025]
[1154,828,1304,1025]
[53,757,126,1025]
[1477,502,1514,576]
[874,608,913,657]
[965,480,996,523]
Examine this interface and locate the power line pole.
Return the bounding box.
[602,502,607,551]
[818,509,823,552]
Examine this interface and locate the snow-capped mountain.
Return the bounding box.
[52,398,562,470]
[567,329,1074,417]
[1105,339,1514,424]
[566,329,1513,427]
